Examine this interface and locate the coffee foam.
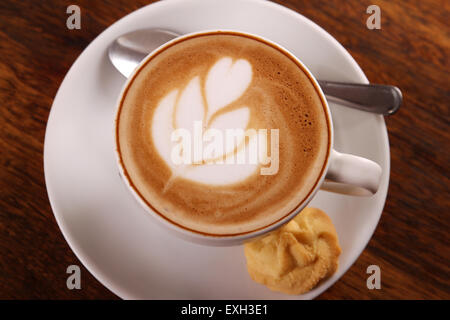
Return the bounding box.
[117,32,330,235]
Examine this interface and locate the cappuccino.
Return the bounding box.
[116,31,330,235]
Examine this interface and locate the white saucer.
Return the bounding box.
[44,0,389,299]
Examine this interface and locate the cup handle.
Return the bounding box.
[323,149,382,195]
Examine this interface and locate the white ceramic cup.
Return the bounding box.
[114,30,382,246]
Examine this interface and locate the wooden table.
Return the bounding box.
[0,0,448,299]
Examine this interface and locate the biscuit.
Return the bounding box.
[244,207,341,295]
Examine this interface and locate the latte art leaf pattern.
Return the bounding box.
[152,57,261,186]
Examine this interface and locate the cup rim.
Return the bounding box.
[113,29,334,244]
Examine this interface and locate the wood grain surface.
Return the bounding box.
[0,0,449,299]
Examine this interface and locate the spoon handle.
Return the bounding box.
[318,81,402,115]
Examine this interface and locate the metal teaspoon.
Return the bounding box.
[108,29,402,115]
